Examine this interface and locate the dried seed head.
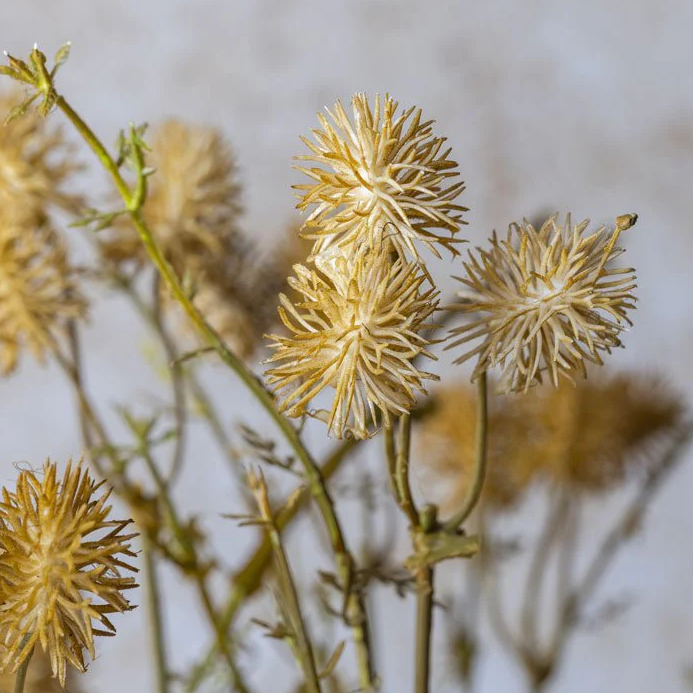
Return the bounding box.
[0,650,83,692]
[265,249,439,439]
[0,90,82,225]
[294,93,466,261]
[416,383,540,512]
[0,213,86,375]
[526,373,686,491]
[0,460,138,686]
[100,119,244,273]
[448,214,637,393]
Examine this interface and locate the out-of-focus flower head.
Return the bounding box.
[294,93,467,262]
[100,119,243,274]
[448,213,638,393]
[265,249,439,439]
[416,382,541,512]
[0,460,138,686]
[418,373,685,513]
[0,212,86,375]
[0,90,81,225]
[527,373,686,491]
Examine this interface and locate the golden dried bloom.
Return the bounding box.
[448,214,637,393]
[0,90,81,225]
[265,250,439,438]
[0,214,86,375]
[416,383,541,511]
[294,93,466,260]
[100,119,243,271]
[0,650,82,693]
[0,460,138,686]
[526,373,685,491]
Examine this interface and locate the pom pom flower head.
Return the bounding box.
[265,250,439,439]
[0,460,138,686]
[448,213,638,393]
[294,93,467,261]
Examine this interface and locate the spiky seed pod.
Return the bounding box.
[0,460,138,686]
[448,214,638,393]
[294,93,467,261]
[99,119,244,273]
[0,91,82,225]
[265,250,439,439]
[0,213,87,375]
[0,650,83,693]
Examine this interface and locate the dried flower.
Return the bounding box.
[448,214,637,393]
[294,93,466,261]
[0,650,82,693]
[265,250,439,438]
[527,373,685,491]
[0,90,81,224]
[0,460,138,686]
[416,383,540,511]
[0,213,86,375]
[100,119,243,272]
[419,373,685,512]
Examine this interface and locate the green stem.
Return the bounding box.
[13,647,34,693]
[443,372,488,531]
[395,414,418,526]
[415,566,435,693]
[55,93,374,690]
[142,533,169,693]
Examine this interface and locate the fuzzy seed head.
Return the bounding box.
[265,250,439,438]
[448,214,637,393]
[294,93,466,261]
[0,461,138,686]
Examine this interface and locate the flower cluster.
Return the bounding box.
[448,213,638,392]
[0,461,138,686]
[267,93,466,437]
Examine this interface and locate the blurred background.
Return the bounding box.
[2,1,693,691]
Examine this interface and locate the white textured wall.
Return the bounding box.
[3,1,693,691]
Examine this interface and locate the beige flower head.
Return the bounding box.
[265,249,439,438]
[0,460,138,686]
[294,93,467,261]
[448,213,638,393]
[100,119,243,271]
[0,90,81,224]
[0,214,86,375]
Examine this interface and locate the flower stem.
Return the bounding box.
[55,94,375,689]
[13,646,35,693]
[443,371,488,531]
[396,414,418,526]
[415,566,435,693]
[142,533,169,693]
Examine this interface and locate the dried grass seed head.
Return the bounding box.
[295,93,467,261]
[0,460,138,686]
[0,212,86,375]
[265,249,439,439]
[448,213,638,393]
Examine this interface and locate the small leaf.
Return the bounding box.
[52,42,71,73]
[318,640,346,679]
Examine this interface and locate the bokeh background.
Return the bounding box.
[3,1,693,691]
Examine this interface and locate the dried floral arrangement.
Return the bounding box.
[0,44,690,693]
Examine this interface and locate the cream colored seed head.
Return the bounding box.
[0,460,138,686]
[294,93,467,261]
[447,214,638,393]
[265,249,439,439]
